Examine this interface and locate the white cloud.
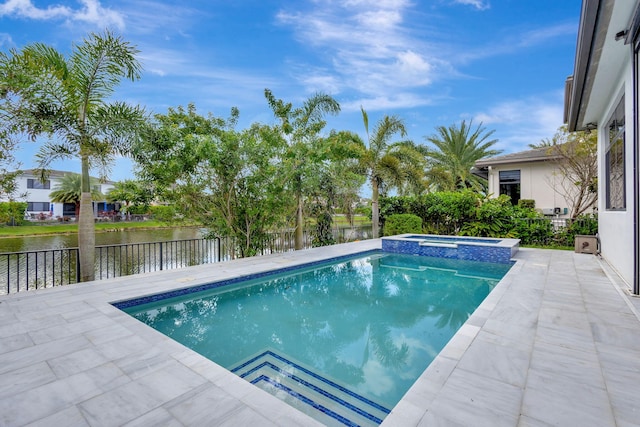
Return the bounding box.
[356,9,402,28]
[517,22,577,48]
[0,0,70,19]
[0,0,124,29]
[116,1,200,35]
[74,0,124,29]
[455,22,577,65]
[342,93,435,112]
[0,32,13,47]
[471,93,565,152]
[452,0,490,10]
[276,1,450,108]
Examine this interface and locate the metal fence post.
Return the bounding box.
[75,249,80,284]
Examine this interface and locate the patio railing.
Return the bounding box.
[0,224,373,294]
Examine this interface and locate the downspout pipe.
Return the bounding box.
[634,46,640,296]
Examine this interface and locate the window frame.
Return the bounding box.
[605,95,626,211]
[26,178,51,190]
[498,169,521,205]
[27,202,51,212]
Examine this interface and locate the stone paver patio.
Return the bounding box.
[1,239,639,426]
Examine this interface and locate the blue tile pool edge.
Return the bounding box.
[111,249,382,310]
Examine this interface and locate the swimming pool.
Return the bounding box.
[117,251,512,426]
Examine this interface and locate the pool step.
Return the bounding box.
[230,350,390,427]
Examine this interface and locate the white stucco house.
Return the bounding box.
[2,169,116,220]
[565,0,639,294]
[474,147,596,218]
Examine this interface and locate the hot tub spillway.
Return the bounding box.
[231,350,390,426]
[381,234,519,264]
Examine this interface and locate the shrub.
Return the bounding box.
[148,205,177,222]
[518,199,535,209]
[0,202,28,226]
[461,195,515,237]
[127,204,149,215]
[354,206,371,216]
[512,218,554,245]
[555,214,598,246]
[384,214,422,236]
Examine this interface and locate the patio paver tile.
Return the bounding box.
[24,405,90,427]
[456,331,531,387]
[121,407,183,427]
[0,242,638,426]
[0,361,57,398]
[425,368,522,427]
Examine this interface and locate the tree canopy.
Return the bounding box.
[425,120,501,192]
[0,31,147,281]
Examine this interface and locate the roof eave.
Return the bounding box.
[566,0,602,132]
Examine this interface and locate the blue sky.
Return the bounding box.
[1,0,581,182]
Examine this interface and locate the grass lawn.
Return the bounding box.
[331,215,371,227]
[0,220,193,237]
[0,215,371,238]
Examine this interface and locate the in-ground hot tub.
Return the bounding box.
[382,234,519,264]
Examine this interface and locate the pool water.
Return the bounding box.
[121,252,512,426]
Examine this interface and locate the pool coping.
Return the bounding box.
[0,239,638,426]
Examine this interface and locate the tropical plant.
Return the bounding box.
[360,108,425,238]
[0,201,27,226]
[425,120,501,191]
[265,89,341,249]
[148,205,177,223]
[49,173,104,218]
[135,104,290,257]
[460,195,516,237]
[0,31,147,281]
[106,180,153,219]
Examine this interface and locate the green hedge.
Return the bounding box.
[384,214,422,236]
[379,193,597,248]
[148,205,177,222]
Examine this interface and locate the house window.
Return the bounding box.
[499,170,520,205]
[63,203,76,217]
[27,179,51,189]
[605,96,625,210]
[27,202,50,212]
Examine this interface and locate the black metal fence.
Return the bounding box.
[1,248,81,294]
[95,238,220,281]
[0,224,373,295]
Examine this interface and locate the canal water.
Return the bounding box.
[0,227,205,253]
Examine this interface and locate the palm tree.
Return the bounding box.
[49,173,104,218]
[0,31,146,281]
[360,108,424,238]
[265,89,341,250]
[425,120,501,191]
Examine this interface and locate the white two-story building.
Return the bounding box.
[3,169,116,220]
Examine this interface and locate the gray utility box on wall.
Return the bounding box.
[575,235,598,254]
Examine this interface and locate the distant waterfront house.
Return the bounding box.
[474,147,594,218]
[565,0,639,293]
[0,169,116,220]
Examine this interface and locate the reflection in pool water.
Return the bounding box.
[122,252,512,425]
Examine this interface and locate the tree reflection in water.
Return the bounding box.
[125,252,511,408]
